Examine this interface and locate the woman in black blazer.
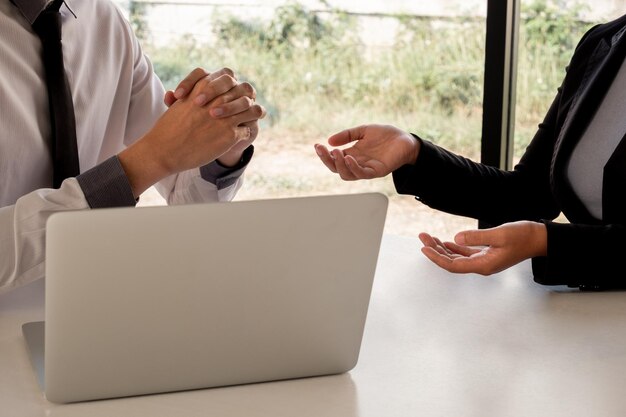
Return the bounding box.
[315,14,626,290]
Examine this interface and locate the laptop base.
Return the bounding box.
[22,321,45,390]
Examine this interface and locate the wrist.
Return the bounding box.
[530,222,548,257]
[117,137,174,198]
[405,133,421,165]
[217,150,244,168]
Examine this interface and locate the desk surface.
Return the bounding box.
[2,234,626,417]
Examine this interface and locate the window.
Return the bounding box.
[119,0,490,239]
[514,0,625,163]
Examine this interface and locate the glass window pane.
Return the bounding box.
[118,0,487,239]
[514,0,626,163]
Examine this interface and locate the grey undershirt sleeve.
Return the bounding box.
[76,155,137,208]
[200,145,254,190]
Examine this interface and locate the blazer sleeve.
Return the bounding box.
[391,124,561,226]
[533,221,626,289]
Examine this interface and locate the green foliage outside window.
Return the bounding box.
[139,0,595,157]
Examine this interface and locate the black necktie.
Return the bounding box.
[32,0,79,188]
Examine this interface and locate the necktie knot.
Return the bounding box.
[33,8,62,42]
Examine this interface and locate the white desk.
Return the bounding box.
[2,234,626,417]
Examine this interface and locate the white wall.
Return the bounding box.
[119,0,626,47]
[122,0,486,48]
[125,0,624,19]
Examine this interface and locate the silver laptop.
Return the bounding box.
[22,192,388,403]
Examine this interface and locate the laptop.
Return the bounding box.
[22,192,388,403]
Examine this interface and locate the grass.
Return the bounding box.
[137,1,592,237]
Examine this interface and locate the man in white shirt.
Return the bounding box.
[0,0,266,293]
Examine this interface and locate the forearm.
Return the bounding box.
[117,136,173,199]
[393,136,560,224]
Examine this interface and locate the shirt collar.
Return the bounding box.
[11,0,74,25]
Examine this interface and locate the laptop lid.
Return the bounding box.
[25,192,388,403]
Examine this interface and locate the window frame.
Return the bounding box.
[481,0,520,171]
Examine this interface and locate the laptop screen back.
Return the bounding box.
[38,193,388,403]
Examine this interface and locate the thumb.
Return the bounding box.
[454,229,496,247]
[164,90,176,107]
[328,125,365,147]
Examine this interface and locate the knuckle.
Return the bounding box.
[243,96,254,107]
[221,67,235,78]
[197,76,211,90]
[241,82,255,97]
[221,73,236,83]
[250,104,264,117]
[192,67,206,77]
[209,78,228,95]
[211,96,226,106]
[228,75,238,87]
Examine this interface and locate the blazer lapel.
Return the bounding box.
[557,24,626,160]
[553,39,611,168]
[551,28,626,221]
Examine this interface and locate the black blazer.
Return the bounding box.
[393,14,626,288]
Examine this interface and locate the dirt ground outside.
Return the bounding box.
[138,137,478,243]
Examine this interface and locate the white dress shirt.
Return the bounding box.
[0,0,249,294]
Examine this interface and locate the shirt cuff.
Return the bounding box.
[76,156,137,208]
[200,145,254,190]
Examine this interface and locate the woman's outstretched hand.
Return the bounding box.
[314,124,420,180]
[419,221,548,275]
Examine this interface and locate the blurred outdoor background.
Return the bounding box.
[115,0,624,239]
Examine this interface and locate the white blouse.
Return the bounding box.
[567,55,626,220]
